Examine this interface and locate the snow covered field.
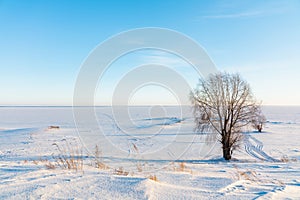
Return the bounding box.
[0,106,300,199]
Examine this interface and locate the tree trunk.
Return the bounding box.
[222,147,231,160]
[222,135,232,160]
[258,123,262,132]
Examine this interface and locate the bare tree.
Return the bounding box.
[251,109,266,132]
[190,72,261,160]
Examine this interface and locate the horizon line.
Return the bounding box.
[1,104,300,107]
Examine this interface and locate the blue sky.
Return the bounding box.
[0,0,299,105]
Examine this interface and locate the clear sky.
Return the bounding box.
[0,0,299,106]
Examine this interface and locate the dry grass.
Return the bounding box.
[178,162,186,172]
[94,145,109,170]
[132,143,139,154]
[32,160,39,165]
[280,155,297,163]
[149,175,158,182]
[238,170,259,182]
[51,140,83,171]
[169,162,193,174]
[113,167,129,176]
[136,163,142,172]
[30,158,56,170]
[45,161,56,169]
[234,165,258,182]
[233,165,260,183]
[136,162,149,173]
[233,165,285,186]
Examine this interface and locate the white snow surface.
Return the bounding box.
[0,106,300,199]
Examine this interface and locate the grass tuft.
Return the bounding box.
[280,155,297,163]
[233,165,260,183]
[114,167,129,176]
[45,161,56,169]
[51,140,83,172]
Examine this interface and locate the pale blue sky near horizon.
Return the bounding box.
[0,0,300,106]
